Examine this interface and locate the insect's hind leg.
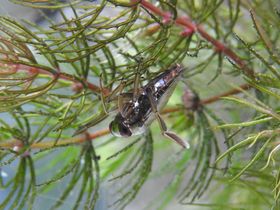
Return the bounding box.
[146,88,189,149]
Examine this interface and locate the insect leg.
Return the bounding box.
[132,63,141,102]
[102,77,131,115]
[118,92,135,117]
[105,78,126,103]
[146,89,189,149]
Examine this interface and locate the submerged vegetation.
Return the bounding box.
[0,0,279,209]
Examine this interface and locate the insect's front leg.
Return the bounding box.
[146,88,189,149]
[102,76,132,115]
[104,77,127,104]
[132,63,141,102]
[118,92,134,118]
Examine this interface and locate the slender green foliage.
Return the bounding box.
[0,0,280,209]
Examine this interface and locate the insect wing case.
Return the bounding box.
[145,64,184,112]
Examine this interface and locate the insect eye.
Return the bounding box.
[118,123,132,137]
[109,120,132,137]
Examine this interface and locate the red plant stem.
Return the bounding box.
[140,0,255,78]
[58,72,110,95]
[161,83,251,114]
[200,83,251,105]
[197,26,254,76]
[141,0,166,17]
[0,83,251,150]
[5,63,109,95]
[0,129,110,149]
[30,129,110,149]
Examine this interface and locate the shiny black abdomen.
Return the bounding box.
[145,64,183,103]
[125,94,151,126]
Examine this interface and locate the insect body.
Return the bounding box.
[109,64,188,148]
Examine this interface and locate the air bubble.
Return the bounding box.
[1,170,8,178]
[13,146,20,152]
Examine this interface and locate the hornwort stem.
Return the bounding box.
[3,63,110,95]
[200,83,251,105]
[0,84,251,150]
[139,0,255,78]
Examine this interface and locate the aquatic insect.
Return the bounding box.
[109,64,188,149]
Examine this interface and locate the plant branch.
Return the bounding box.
[3,62,110,95]
[139,0,255,78]
[0,83,251,150]
[162,83,252,114]
[0,129,110,149]
[200,83,251,105]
